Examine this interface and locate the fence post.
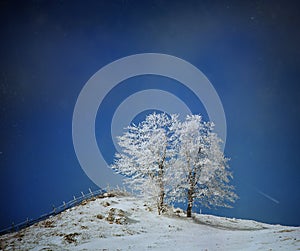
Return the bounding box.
[0,189,110,234]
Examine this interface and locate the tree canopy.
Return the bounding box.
[111,113,237,217]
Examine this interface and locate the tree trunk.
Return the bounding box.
[187,188,193,217]
[186,171,196,217]
[158,187,165,215]
[157,163,165,215]
[157,146,166,215]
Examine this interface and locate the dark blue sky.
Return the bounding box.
[0,0,299,229]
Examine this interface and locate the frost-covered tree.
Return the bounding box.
[111,113,178,214]
[112,113,237,217]
[169,115,237,217]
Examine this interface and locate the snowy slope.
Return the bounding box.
[1,192,299,251]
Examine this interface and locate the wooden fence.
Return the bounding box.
[0,188,105,235]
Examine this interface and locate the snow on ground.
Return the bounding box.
[1,192,299,251]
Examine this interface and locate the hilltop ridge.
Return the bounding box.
[1,192,299,250]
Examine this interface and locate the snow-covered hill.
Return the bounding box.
[1,192,299,251]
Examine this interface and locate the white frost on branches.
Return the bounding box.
[111,113,237,217]
[111,113,178,214]
[169,115,237,217]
